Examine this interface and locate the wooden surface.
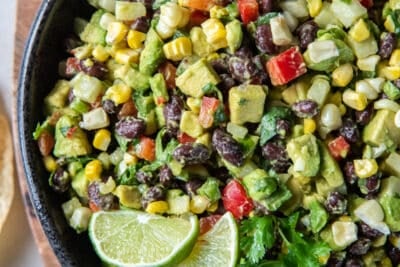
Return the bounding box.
[12,0,60,266]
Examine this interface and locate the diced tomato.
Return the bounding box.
[180,0,217,11]
[328,136,350,159]
[222,180,254,219]
[136,137,156,162]
[158,62,177,90]
[266,46,307,86]
[199,96,220,128]
[359,0,373,8]
[177,132,196,144]
[89,201,101,212]
[189,10,209,27]
[199,215,222,235]
[238,0,259,24]
[65,57,82,76]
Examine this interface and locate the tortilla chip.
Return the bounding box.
[0,114,14,232]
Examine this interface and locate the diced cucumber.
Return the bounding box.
[71,72,105,103]
[69,207,92,233]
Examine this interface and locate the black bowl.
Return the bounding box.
[18,0,101,266]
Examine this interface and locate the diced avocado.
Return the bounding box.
[238,135,259,159]
[197,177,221,203]
[314,2,342,28]
[229,84,267,125]
[309,200,328,234]
[223,159,258,178]
[320,225,347,251]
[44,80,71,115]
[346,35,378,59]
[190,27,214,57]
[379,195,400,232]
[258,185,292,211]
[331,0,367,28]
[226,19,243,54]
[71,170,90,199]
[79,10,106,45]
[133,91,155,117]
[383,81,400,100]
[378,176,400,198]
[141,110,158,135]
[155,106,166,127]
[139,28,164,75]
[114,65,150,91]
[113,185,142,209]
[318,140,344,188]
[180,111,204,138]
[69,207,92,233]
[287,134,320,177]
[166,189,190,215]
[363,109,400,149]
[243,169,278,201]
[195,133,211,148]
[69,98,90,114]
[176,58,220,98]
[280,177,303,215]
[150,73,169,105]
[54,116,92,157]
[62,197,82,220]
[71,72,105,104]
[282,80,308,105]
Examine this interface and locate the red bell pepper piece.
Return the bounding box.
[238,0,259,24]
[359,0,373,8]
[328,136,350,159]
[136,137,156,162]
[199,96,220,128]
[266,46,307,86]
[177,132,196,144]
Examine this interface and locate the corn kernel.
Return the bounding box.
[380,65,400,80]
[190,195,210,214]
[115,48,140,65]
[349,19,370,42]
[123,152,138,165]
[43,156,57,172]
[342,89,368,111]
[105,84,132,105]
[206,201,218,212]
[390,49,400,66]
[303,118,316,134]
[186,97,201,114]
[327,91,342,106]
[306,0,322,18]
[92,45,110,62]
[201,18,228,50]
[127,30,146,49]
[332,64,353,87]
[163,37,193,61]
[353,159,378,178]
[93,129,112,151]
[106,22,129,44]
[384,16,395,33]
[339,104,347,115]
[85,160,103,181]
[146,201,169,214]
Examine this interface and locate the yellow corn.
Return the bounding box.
[190,195,210,214]
[206,201,218,212]
[328,91,342,106]
[384,16,395,33]
[201,18,228,50]
[163,37,193,61]
[349,19,370,42]
[380,65,400,80]
[115,48,140,65]
[306,0,322,18]
[389,49,400,66]
[353,159,378,178]
[332,64,354,87]
[93,129,112,151]
[106,22,129,44]
[195,133,211,148]
[339,104,347,115]
[342,89,368,111]
[127,30,146,49]
[303,118,316,134]
[123,152,138,165]
[145,200,169,214]
[92,45,110,62]
[85,160,103,181]
[156,2,190,39]
[186,97,201,114]
[105,84,132,105]
[210,5,229,19]
[43,156,57,172]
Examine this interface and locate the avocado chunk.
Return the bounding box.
[166,189,190,215]
[223,159,258,178]
[71,170,90,199]
[114,65,150,91]
[113,185,142,209]
[79,10,106,45]
[196,177,221,203]
[242,169,278,201]
[381,152,400,177]
[363,109,400,149]
[150,73,169,105]
[139,28,164,75]
[180,111,204,138]
[229,84,267,125]
[54,115,92,157]
[258,185,292,211]
[379,176,400,197]
[176,58,220,98]
[309,200,328,234]
[287,134,320,177]
[318,140,344,188]
[190,27,214,57]
[71,72,105,104]
[379,195,400,232]
[226,19,243,54]
[44,80,71,115]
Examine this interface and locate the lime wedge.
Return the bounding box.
[89,210,199,267]
[178,212,239,267]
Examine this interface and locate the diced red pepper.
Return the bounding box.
[199,96,220,128]
[222,180,254,219]
[136,137,156,162]
[328,136,350,159]
[89,201,101,212]
[189,10,209,27]
[199,215,222,235]
[177,132,196,144]
[238,0,259,24]
[359,0,373,8]
[65,57,82,76]
[266,46,307,86]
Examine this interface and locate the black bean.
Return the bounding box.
[262,142,291,173]
[325,191,347,215]
[326,252,346,267]
[173,143,211,165]
[141,185,166,208]
[115,117,146,139]
[348,238,371,256]
[211,166,231,182]
[235,45,254,59]
[394,79,400,89]
[358,174,381,195]
[296,20,319,51]
[212,128,244,167]
[228,56,259,83]
[259,0,275,14]
[355,104,374,126]
[292,100,319,118]
[163,95,184,135]
[276,119,290,138]
[183,179,204,196]
[130,16,149,33]
[339,118,360,143]
[136,170,155,185]
[344,161,358,185]
[51,168,70,193]
[218,74,236,92]
[254,24,278,54]
[158,165,173,187]
[359,221,383,239]
[210,57,229,74]
[345,258,364,267]
[80,60,108,80]
[88,182,118,210]
[388,245,400,266]
[379,32,396,60]
[102,99,118,114]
